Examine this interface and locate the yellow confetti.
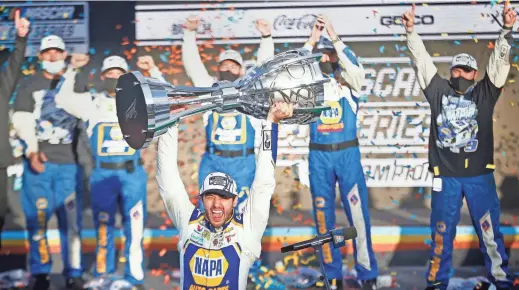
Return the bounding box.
[441,33,449,37]
[473,38,479,43]
[508,79,516,83]
[119,256,127,263]
[510,101,516,107]
[433,53,440,57]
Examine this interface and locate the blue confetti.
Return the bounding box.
[514,55,518,62]
[160,54,168,62]
[104,49,111,55]
[418,187,424,194]
[454,40,461,46]
[410,214,417,220]
[379,45,385,53]
[89,47,96,54]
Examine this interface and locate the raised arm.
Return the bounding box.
[156,125,195,235]
[486,2,515,89]
[0,10,29,103]
[318,15,365,93]
[242,103,292,257]
[181,16,215,87]
[403,3,438,90]
[255,19,274,64]
[55,66,95,121]
[137,55,168,83]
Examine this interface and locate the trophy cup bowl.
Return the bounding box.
[116,48,331,149]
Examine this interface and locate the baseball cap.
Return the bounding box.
[40,35,66,52]
[451,53,478,71]
[101,55,129,73]
[218,49,244,67]
[316,36,335,51]
[199,172,238,198]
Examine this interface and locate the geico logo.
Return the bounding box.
[380,15,434,26]
[361,67,423,98]
[24,6,76,20]
[188,285,229,290]
[189,249,229,286]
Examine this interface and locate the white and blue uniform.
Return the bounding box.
[302,40,378,282]
[56,62,166,285]
[157,121,278,290]
[182,30,274,212]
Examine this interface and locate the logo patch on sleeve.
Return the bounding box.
[262,130,272,151]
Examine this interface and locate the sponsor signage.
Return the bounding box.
[135,1,509,45]
[0,2,89,56]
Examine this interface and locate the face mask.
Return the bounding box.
[319,61,340,77]
[218,70,240,82]
[41,60,65,74]
[103,78,118,94]
[449,76,475,93]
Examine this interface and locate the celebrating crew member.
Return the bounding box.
[403,3,515,289]
[53,54,166,289]
[157,102,292,290]
[302,15,378,290]
[11,35,90,290]
[182,16,274,213]
[0,9,29,249]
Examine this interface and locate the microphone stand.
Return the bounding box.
[312,243,331,290]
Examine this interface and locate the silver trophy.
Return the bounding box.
[116,48,331,149]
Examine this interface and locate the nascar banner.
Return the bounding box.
[0,2,89,56]
[135,0,511,45]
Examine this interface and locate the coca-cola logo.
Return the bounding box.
[273,14,316,31]
[171,20,211,35]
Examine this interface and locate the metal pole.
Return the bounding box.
[313,244,331,290]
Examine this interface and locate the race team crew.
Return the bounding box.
[403,3,515,290]
[11,35,91,290]
[301,15,379,290]
[181,16,274,213]
[0,10,29,249]
[54,53,166,287]
[157,102,293,290]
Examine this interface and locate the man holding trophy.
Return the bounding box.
[156,102,292,290]
[181,16,274,213]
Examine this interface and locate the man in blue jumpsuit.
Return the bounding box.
[402,3,515,289]
[303,16,378,290]
[12,35,90,290]
[181,16,274,212]
[56,54,166,289]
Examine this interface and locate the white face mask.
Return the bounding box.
[41,60,65,74]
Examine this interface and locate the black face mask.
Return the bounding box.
[319,61,340,76]
[450,76,475,93]
[103,78,118,94]
[219,70,240,82]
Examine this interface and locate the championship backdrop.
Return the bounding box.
[3,0,519,217]
[129,0,519,214]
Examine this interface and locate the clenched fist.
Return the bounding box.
[255,19,272,36]
[402,3,416,33]
[184,15,201,32]
[14,9,30,38]
[136,55,157,72]
[70,53,89,69]
[268,102,294,123]
[503,1,517,28]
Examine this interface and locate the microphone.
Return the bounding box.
[281,227,357,253]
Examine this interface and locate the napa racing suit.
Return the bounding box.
[302,41,378,282]
[182,30,274,212]
[11,70,91,279]
[156,120,278,290]
[55,66,166,284]
[407,27,514,289]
